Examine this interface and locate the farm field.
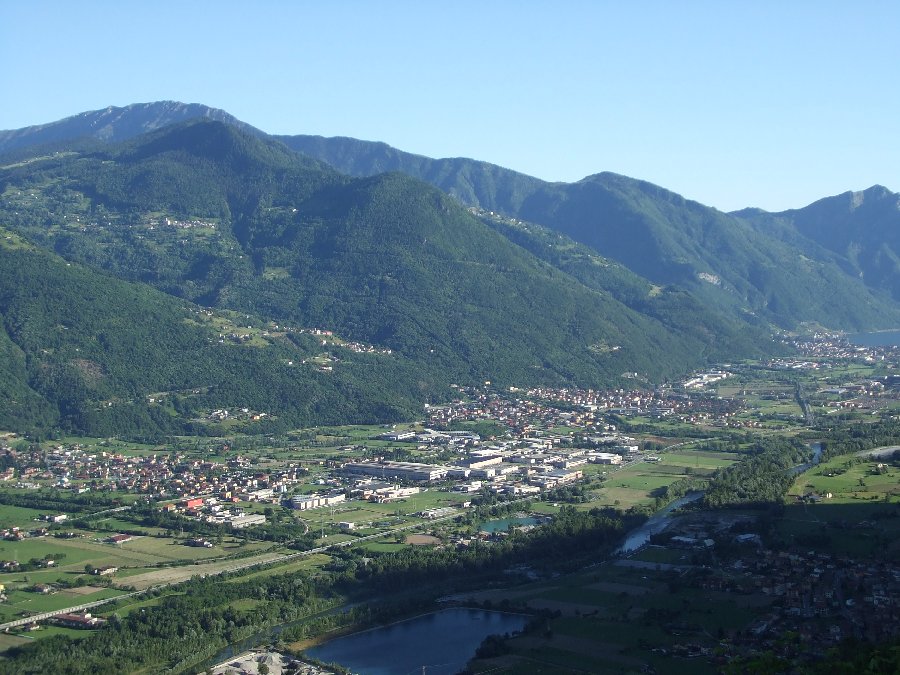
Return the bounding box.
[0,531,278,605]
[579,447,737,510]
[0,586,123,624]
[0,632,32,653]
[117,550,287,590]
[224,553,332,583]
[464,558,764,675]
[0,504,56,529]
[774,501,900,560]
[788,455,900,504]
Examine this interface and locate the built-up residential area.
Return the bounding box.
[1,333,899,671]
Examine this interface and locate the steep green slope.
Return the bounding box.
[476,209,771,361]
[0,230,429,437]
[6,103,895,334]
[278,134,546,212]
[512,173,900,329]
[736,185,900,302]
[280,135,900,331]
[0,121,732,394]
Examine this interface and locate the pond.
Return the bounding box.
[478,516,542,533]
[305,607,528,674]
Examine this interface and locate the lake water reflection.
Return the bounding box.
[478,516,541,533]
[846,329,900,347]
[305,608,527,675]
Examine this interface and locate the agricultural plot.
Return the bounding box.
[0,586,123,623]
[539,447,737,511]
[113,550,287,590]
[224,553,331,583]
[592,465,690,509]
[0,504,58,529]
[0,532,275,595]
[656,450,739,471]
[788,457,900,504]
[0,632,32,653]
[466,561,763,675]
[775,502,900,559]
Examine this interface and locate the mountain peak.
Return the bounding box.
[850,184,896,207]
[0,101,261,156]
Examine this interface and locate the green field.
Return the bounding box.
[225,553,331,582]
[590,463,690,509]
[788,456,900,504]
[0,532,275,594]
[466,558,764,675]
[774,502,900,559]
[0,504,56,529]
[0,632,32,653]
[0,586,124,623]
[657,450,739,470]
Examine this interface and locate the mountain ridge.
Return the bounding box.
[0,120,743,420]
[5,102,900,435]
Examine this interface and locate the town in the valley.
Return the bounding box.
[1,332,898,672]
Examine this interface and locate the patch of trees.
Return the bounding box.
[0,489,120,514]
[5,571,330,674]
[816,418,900,461]
[703,436,810,508]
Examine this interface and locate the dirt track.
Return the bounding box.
[117,552,286,590]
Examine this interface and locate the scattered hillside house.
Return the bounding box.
[52,612,106,629]
[106,533,134,544]
[93,565,119,576]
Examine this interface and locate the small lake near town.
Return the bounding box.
[478,516,542,532]
[305,607,528,675]
[846,329,900,347]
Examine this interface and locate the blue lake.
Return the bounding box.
[305,608,528,675]
[846,330,900,347]
[478,516,541,533]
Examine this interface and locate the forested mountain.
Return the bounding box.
[474,209,769,359]
[3,102,900,438]
[278,134,547,213]
[735,185,900,302]
[4,102,899,333]
[0,101,259,156]
[0,229,427,437]
[0,119,753,439]
[279,136,900,331]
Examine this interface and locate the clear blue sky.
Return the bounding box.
[2,1,897,211]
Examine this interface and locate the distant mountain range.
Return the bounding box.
[1,101,898,436]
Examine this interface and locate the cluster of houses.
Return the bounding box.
[0,444,308,502]
[780,333,896,363]
[695,546,900,656]
[165,497,267,529]
[427,383,743,435]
